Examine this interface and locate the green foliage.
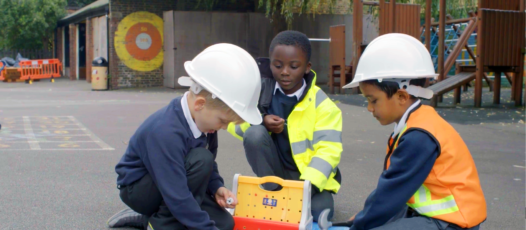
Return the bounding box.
[366,0,478,21]
[196,0,239,10]
[0,0,68,50]
[258,0,337,26]
[68,0,96,8]
[256,0,478,27]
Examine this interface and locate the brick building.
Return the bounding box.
[56,0,259,89]
[55,0,363,90]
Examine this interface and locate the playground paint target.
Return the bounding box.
[114,11,164,72]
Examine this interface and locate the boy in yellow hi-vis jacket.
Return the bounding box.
[227,30,343,221]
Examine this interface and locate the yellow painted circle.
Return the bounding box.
[114,11,164,72]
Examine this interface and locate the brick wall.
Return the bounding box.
[107,0,260,89]
[86,19,93,83]
[69,24,77,80]
[109,0,178,89]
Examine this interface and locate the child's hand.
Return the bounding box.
[263,115,285,133]
[215,187,237,209]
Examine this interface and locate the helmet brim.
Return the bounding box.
[342,73,439,89]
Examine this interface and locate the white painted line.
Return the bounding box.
[68,116,113,150]
[23,116,41,150]
[38,134,92,136]
[31,122,75,124]
[31,121,75,126]
[32,117,74,120]
[26,116,72,117]
[0,148,115,151]
[5,124,81,126]
[5,128,87,131]
[513,165,526,169]
[1,141,100,143]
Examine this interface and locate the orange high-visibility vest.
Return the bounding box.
[386,105,487,228]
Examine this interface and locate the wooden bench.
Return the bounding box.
[429,72,476,107]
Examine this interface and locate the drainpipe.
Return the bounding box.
[106,13,110,89]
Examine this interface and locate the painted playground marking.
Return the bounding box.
[23,116,40,150]
[0,116,114,151]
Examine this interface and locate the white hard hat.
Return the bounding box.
[178,43,262,125]
[343,33,438,99]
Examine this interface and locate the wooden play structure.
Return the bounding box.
[427,0,525,107]
[328,0,422,94]
[327,0,525,107]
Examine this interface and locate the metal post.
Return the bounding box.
[425,0,431,51]
[454,62,462,104]
[494,71,501,104]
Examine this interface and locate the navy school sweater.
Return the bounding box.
[350,108,439,230]
[268,89,300,171]
[115,96,223,230]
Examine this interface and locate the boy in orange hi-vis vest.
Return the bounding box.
[341,34,487,230]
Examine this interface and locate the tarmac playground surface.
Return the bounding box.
[0,78,523,229]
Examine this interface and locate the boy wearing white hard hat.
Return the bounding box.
[107,44,262,230]
[343,33,486,230]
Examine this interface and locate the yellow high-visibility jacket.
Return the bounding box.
[227,58,343,193]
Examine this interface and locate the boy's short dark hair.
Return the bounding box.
[269,30,311,62]
[362,78,427,99]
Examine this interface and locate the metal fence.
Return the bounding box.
[0,49,53,60]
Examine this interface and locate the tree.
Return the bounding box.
[0,0,67,50]
[68,0,96,8]
[255,0,478,29]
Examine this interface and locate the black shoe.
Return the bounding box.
[107,208,145,229]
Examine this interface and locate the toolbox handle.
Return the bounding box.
[237,175,305,189]
[256,176,286,185]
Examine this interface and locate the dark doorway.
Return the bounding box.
[78,23,86,79]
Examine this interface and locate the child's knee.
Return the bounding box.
[186,148,214,172]
[213,210,235,230]
[243,125,270,146]
[221,214,235,230]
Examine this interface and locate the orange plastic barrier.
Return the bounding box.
[0,61,5,81]
[18,59,62,81]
